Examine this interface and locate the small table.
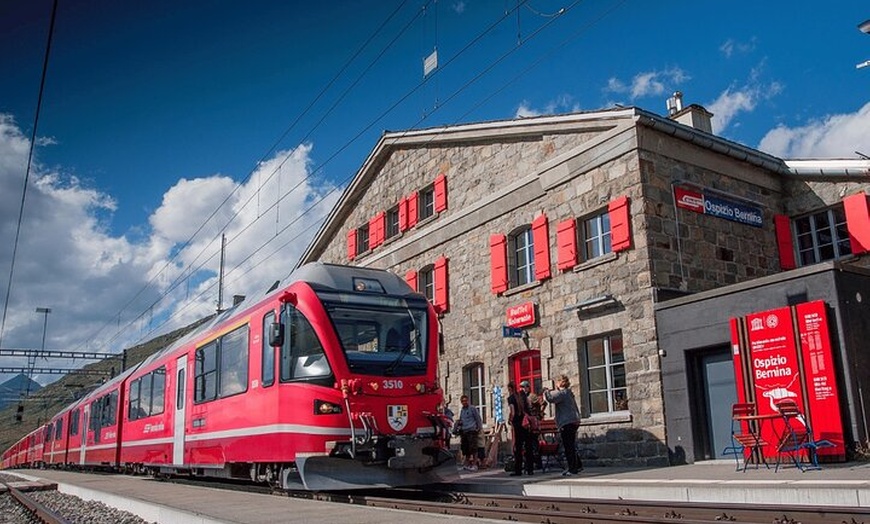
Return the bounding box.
[732,413,780,470]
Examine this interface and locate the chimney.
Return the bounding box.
[666,92,714,134]
[232,294,246,306]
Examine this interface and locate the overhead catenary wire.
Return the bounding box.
[0,0,58,350]
[65,0,618,368]
[70,1,419,354]
[122,0,552,349]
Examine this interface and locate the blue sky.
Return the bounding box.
[1,0,868,387]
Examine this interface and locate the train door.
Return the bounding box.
[173,354,187,465]
[79,404,89,464]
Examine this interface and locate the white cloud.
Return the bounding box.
[707,64,783,134]
[514,95,580,118]
[719,37,757,58]
[708,87,757,133]
[757,102,870,158]
[604,68,689,100]
[0,114,337,386]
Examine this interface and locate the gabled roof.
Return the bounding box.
[296,106,868,267]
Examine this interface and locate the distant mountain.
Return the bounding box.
[0,374,42,411]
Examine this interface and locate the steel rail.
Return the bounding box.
[310,489,870,524]
[3,482,72,524]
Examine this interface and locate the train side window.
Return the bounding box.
[55,419,62,439]
[106,391,118,426]
[140,374,153,417]
[152,367,166,416]
[128,378,142,420]
[262,311,276,387]
[281,306,331,381]
[219,325,249,398]
[195,341,218,403]
[70,409,79,436]
[176,368,185,410]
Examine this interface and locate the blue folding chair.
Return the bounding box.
[722,403,769,471]
[774,399,836,472]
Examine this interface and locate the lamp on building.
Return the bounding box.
[563,294,619,312]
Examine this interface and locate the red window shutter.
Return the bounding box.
[608,196,631,252]
[532,214,551,280]
[398,197,408,232]
[556,219,577,271]
[368,216,380,249]
[434,256,449,313]
[405,270,418,292]
[844,192,870,255]
[434,173,447,212]
[407,192,419,228]
[489,234,508,294]
[347,229,357,261]
[774,214,796,270]
[369,211,385,248]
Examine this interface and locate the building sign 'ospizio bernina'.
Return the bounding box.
[674,186,763,228]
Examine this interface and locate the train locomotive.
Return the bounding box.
[3,263,457,490]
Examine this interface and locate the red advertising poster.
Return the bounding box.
[795,301,845,458]
[744,306,805,458]
[729,318,748,405]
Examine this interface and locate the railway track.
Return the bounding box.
[158,473,870,524]
[0,478,70,524]
[306,488,870,524]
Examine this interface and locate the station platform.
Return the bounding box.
[10,460,870,523]
[457,459,870,508]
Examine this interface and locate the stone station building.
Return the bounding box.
[297,101,870,466]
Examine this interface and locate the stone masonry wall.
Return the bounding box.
[316,123,672,467]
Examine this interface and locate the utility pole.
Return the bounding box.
[17,307,51,422]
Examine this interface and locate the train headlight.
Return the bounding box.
[314,400,343,415]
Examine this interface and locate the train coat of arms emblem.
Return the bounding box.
[387,404,408,431]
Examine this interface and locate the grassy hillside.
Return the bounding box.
[0,318,210,453]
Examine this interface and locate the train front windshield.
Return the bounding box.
[318,291,429,376]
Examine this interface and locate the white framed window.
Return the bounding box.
[580,210,612,261]
[386,205,400,239]
[794,206,851,266]
[419,184,436,221]
[356,224,370,253]
[418,264,435,302]
[509,226,535,286]
[463,363,488,423]
[581,332,627,414]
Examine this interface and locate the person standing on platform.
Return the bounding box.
[458,394,483,471]
[507,381,534,476]
[543,374,582,476]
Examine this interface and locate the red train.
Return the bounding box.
[2,263,457,489]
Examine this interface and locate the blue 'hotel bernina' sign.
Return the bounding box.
[674,186,763,228]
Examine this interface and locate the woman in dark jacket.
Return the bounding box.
[543,374,582,475]
[507,382,535,476]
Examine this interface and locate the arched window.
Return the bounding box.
[509,350,542,393]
